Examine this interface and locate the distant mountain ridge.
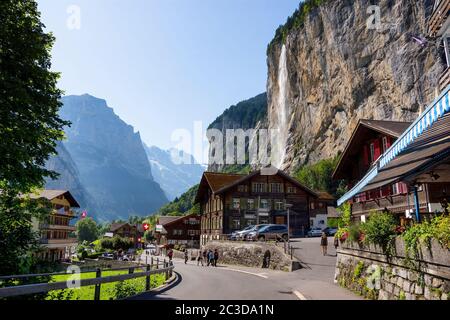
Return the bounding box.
[45,94,168,221]
[144,144,204,201]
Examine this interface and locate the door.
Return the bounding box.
[275,216,285,225]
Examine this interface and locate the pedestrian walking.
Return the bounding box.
[207,250,214,266]
[167,248,173,261]
[320,232,328,256]
[197,250,204,266]
[334,234,339,250]
[184,249,189,264]
[213,249,219,267]
[202,249,207,266]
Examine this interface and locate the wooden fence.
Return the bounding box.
[0,257,174,300]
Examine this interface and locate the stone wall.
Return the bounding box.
[335,239,450,300]
[198,241,298,272]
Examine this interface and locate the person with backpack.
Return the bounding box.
[184,249,189,264]
[207,250,214,266]
[213,249,219,267]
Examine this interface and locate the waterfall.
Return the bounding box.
[271,44,289,169]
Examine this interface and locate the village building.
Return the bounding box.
[154,214,201,248]
[30,190,79,262]
[195,170,318,245]
[109,222,142,245]
[309,192,336,229]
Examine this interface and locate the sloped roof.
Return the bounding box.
[160,213,199,228]
[28,190,80,208]
[158,216,179,226]
[110,222,137,232]
[316,191,335,201]
[194,169,317,203]
[333,119,412,180]
[359,120,412,138]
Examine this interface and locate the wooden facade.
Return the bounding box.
[155,214,201,248]
[195,170,317,245]
[31,190,79,262]
[110,223,142,245]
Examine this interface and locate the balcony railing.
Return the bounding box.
[39,223,76,231]
[440,67,450,92]
[428,0,450,37]
[40,238,78,245]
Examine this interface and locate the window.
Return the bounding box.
[232,198,240,209]
[231,218,240,230]
[444,36,450,68]
[252,183,266,193]
[247,199,255,210]
[382,136,389,153]
[238,185,247,192]
[270,183,283,193]
[275,201,284,210]
[260,199,269,209]
[310,202,315,210]
[318,202,324,209]
[370,143,375,162]
[287,186,296,193]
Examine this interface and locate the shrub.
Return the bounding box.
[115,281,139,300]
[100,238,114,250]
[348,224,362,243]
[360,211,398,251]
[402,215,450,254]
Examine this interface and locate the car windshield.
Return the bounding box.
[243,225,254,231]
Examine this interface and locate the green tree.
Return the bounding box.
[75,218,99,243]
[0,0,69,275]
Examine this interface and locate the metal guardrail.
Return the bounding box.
[0,258,174,299]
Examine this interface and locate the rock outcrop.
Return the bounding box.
[267,0,443,171]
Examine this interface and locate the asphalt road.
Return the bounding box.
[132,237,361,300]
[134,260,298,300]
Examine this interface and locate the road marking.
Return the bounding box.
[293,290,308,300]
[221,268,269,279]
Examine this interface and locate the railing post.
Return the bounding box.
[151,256,154,268]
[156,258,159,268]
[129,267,134,274]
[146,264,151,291]
[94,268,101,301]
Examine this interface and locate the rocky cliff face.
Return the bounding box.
[267,0,443,171]
[144,144,204,201]
[59,94,168,221]
[45,141,96,213]
[207,93,268,172]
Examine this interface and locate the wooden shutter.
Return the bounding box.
[373,139,381,161]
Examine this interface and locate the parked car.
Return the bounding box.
[247,224,288,242]
[242,224,270,241]
[322,227,338,236]
[307,227,323,237]
[230,225,255,241]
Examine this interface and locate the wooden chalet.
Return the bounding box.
[30,190,79,262]
[195,169,318,244]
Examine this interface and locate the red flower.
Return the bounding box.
[395,226,405,234]
[340,232,349,242]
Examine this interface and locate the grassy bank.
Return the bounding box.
[45,269,166,300]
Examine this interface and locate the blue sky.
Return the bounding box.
[37,0,300,151]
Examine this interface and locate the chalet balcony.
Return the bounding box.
[39,223,76,232]
[428,0,450,37]
[40,237,78,245]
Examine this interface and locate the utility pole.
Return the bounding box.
[286,204,293,250]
